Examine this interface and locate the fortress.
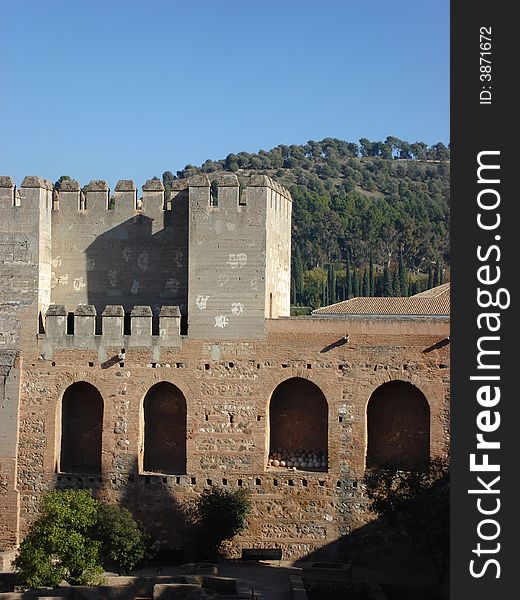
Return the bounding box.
[0,173,450,565]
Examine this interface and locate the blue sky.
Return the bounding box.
[0,0,449,189]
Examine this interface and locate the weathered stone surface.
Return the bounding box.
[142,179,164,191]
[115,179,136,191]
[58,178,80,191]
[84,179,109,191]
[0,176,15,188]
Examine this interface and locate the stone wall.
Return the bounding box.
[50,178,189,326]
[187,174,291,339]
[11,316,450,558]
[0,351,21,551]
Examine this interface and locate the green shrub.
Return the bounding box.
[14,490,150,587]
[95,504,147,574]
[195,486,251,559]
[14,489,103,588]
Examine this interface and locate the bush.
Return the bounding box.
[14,490,149,587]
[195,486,251,559]
[14,489,103,588]
[95,504,147,574]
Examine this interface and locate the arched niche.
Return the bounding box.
[367,380,430,469]
[268,377,328,471]
[60,381,103,473]
[143,382,187,474]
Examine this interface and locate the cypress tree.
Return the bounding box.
[321,279,327,307]
[428,264,434,289]
[345,254,352,299]
[328,263,336,304]
[392,267,400,296]
[434,262,442,287]
[369,253,375,296]
[398,254,408,296]
[292,245,304,305]
[363,268,369,296]
[352,269,359,297]
[383,265,392,297]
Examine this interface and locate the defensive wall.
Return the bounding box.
[0,173,449,563]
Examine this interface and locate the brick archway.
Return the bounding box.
[268,377,328,470]
[367,380,430,469]
[143,382,187,474]
[60,381,103,474]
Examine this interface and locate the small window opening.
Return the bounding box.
[38,312,45,334]
[152,314,159,336]
[210,180,219,206]
[123,313,131,335]
[66,312,75,335]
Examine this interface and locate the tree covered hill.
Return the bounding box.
[164,137,449,307]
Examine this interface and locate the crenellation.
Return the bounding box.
[74,304,97,340]
[0,177,16,209]
[141,179,165,214]
[83,179,109,211]
[101,304,125,342]
[130,305,152,341]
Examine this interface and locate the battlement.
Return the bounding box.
[1,171,292,345]
[0,174,292,213]
[40,303,182,359]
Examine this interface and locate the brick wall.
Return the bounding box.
[10,316,450,558]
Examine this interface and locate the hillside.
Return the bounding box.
[167,137,450,307]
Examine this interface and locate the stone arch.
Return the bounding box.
[366,380,430,469]
[60,381,103,473]
[143,382,187,474]
[268,377,328,471]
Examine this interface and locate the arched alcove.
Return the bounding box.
[60,381,103,473]
[367,380,430,469]
[268,377,328,471]
[143,382,187,474]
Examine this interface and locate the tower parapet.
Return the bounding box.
[41,303,182,360]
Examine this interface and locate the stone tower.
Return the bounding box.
[187,173,291,339]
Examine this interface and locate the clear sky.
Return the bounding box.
[0,0,449,189]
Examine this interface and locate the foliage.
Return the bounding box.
[169,136,450,305]
[94,504,147,575]
[194,486,251,559]
[14,489,103,588]
[364,459,449,583]
[14,490,148,588]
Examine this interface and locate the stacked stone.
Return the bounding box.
[267,449,327,470]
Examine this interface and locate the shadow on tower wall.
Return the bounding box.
[83,203,188,333]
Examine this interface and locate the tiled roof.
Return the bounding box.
[412,282,450,299]
[312,283,450,316]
